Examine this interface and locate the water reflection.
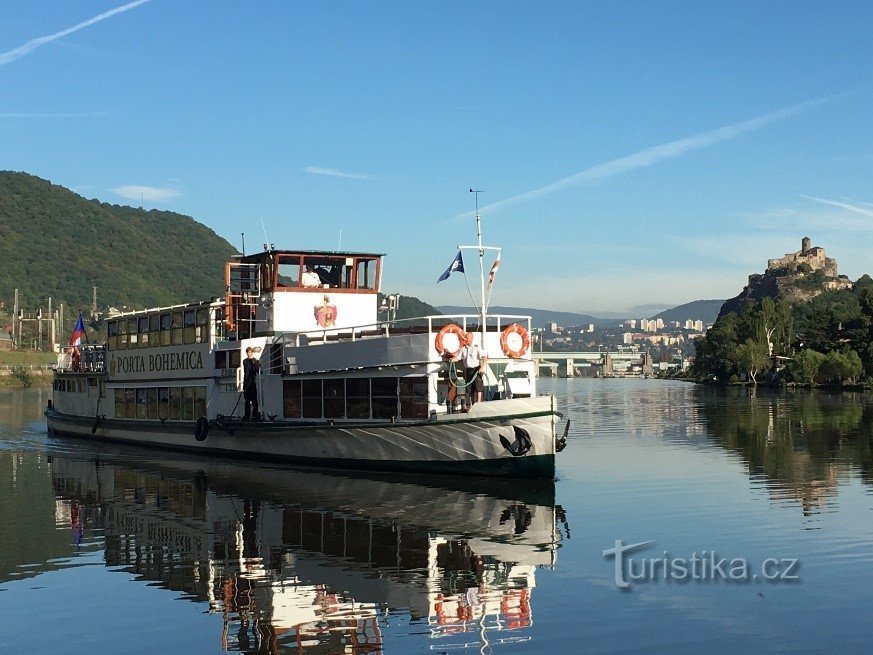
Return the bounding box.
[694,387,873,515]
[47,449,560,654]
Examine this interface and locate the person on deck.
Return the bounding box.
[455,333,488,409]
[242,347,261,420]
[301,266,321,287]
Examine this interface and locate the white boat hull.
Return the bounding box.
[46,396,557,478]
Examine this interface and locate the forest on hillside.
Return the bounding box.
[0,171,238,312]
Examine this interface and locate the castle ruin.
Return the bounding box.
[767,237,835,275]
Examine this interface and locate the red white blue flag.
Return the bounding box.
[69,312,86,347]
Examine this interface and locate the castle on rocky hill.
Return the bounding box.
[767,237,837,276]
[719,237,853,318]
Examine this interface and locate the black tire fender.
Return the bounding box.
[194,416,209,442]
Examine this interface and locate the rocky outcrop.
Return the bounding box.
[718,238,853,318]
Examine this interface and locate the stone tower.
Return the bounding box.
[801,237,811,253]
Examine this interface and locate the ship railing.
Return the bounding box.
[55,344,107,373]
[280,314,533,348]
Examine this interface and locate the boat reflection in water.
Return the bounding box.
[49,448,561,653]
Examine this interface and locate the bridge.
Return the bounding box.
[530,350,653,378]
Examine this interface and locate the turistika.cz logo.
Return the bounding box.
[602,540,800,590]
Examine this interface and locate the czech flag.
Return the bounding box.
[437,251,464,283]
[69,312,86,348]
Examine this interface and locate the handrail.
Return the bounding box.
[278,313,533,348]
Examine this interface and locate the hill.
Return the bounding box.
[718,238,853,319]
[436,305,620,328]
[0,171,238,311]
[651,299,724,325]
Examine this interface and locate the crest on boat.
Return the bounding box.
[314,295,337,328]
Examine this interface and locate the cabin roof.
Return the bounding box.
[239,249,385,263]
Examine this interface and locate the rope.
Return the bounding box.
[446,360,479,389]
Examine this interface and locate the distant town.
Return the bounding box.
[532,315,711,377]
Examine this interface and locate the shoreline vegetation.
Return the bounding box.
[687,275,873,392]
[0,352,55,388]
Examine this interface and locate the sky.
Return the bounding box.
[1,1,872,316]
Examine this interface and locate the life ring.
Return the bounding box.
[500,324,530,358]
[194,416,210,442]
[435,324,467,357]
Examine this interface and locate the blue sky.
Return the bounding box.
[2,1,872,315]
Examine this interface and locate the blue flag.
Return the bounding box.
[437,251,464,283]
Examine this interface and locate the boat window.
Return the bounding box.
[158,388,170,420]
[355,259,372,289]
[196,308,209,344]
[114,388,125,417]
[194,387,206,418]
[136,388,147,419]
[146,388,158,419]
[183,310,197,344]
[302,379,321,418]
[215,351,227,369]
[346,378,370,419]
[283,380,302,418]
[169,387,182,419]
[108,321,118,350]
[160,313,172,346]
[371,377,398,420]
[125,388,136,419]
[149,314,160,348]
[171,312,183,346]
[277,255,301,288]
[303,256,351,289]
[400,377,429,419]
[138,316,150,348]
[181,386,194,420]
[128,318,139,348]
[323,379,344,418]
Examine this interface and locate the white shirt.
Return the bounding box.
[461,343,487,369]
[301,270,321,287]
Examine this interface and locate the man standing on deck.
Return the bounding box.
[243,346,261,420]
[457,333,487,409]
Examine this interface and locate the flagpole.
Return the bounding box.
[471,189,486,340]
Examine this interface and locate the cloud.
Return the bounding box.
[0,111,108,118]
[463,94,837,218]
[304,166,371,180]
[0,0,151,66]
[800,195,873,219]
[112,185,182,202]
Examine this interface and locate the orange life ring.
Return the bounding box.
[435,324,467,357]
[500,324,530,358]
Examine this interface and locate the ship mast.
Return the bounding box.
[471,188,486,340]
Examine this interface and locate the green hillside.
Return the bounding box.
[0,171,238,311]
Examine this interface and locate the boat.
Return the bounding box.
[48,445,563,652]
[45,210,565,478]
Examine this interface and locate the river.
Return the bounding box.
[1,379,871,654]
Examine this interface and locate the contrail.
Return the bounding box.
[0,0,151,66]
[801,194,873,218]
[0,111,109,118]
[464,95,836,217]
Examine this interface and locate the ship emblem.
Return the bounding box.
[314,295,337,328]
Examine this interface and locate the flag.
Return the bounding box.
[487,252,501,289]
[437,251,464,283]
[69,312,86,347]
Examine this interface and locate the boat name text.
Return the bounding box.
[113,350,204,374]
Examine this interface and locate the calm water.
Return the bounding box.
[1,380,872,654]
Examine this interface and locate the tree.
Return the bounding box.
[789,349,825,385]
[820,349,863,385]
[735,338,770,384]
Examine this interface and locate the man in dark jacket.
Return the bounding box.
[243,346,261,420]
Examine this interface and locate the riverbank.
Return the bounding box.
[0,352,55,388]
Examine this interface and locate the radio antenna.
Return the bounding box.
[260,218,271,251]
